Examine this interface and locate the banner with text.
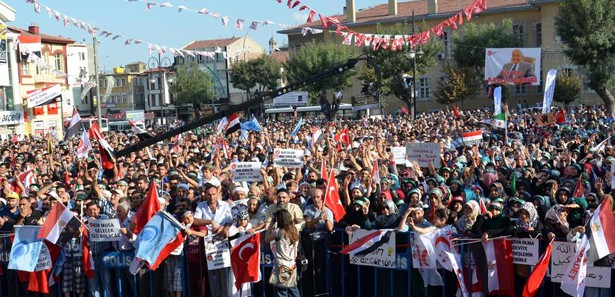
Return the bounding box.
[485,48,541,86]
[230,162,262,182]
[0,110,24,126]
[88,218,122,242]
[406,142,441,168]
[351,94,379,111]
[205,237,231,270]
[391,147,407,165]
[273,91,308,106]
[348,229,396,269]
[550,241,611,288]
[273,149,304,168]
[26,84,62,108]
[511,238,539,265]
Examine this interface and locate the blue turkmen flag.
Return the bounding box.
[290,118,303,137]
[134,211,184,267]
[241,117,262,132]
[8,226,44,272]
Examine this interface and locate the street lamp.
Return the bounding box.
[147,53,172,126]
[405,10,424,120]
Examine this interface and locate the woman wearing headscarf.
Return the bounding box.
[476,199,514,242]
[544,205,570,241]
[488,182,507,201]
[531,195,550,221]
[375,199,400,229]
[513,202,543,238]
[448,179,463,197]
[338,197,374,232]
[455,200,480,236]
[426,188,446,222]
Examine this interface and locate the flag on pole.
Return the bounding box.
[75,130,92,159]
[290,118,303,137]
[134,211,185,270]
[340,230,392,255]
[37,202,81,246]
[493,86,502,115]
[412,231,444,286]
[572,176,584,199]
[561,235,590,297]
[324,170,345,222]
[8,226,45,272]
[223,113,241,136]
[480,113,506,129]
[240,117,262,132]
[82,227,95,279]
[320,159,328,180]
[586,197,615,262]
[522,240,553,297]
[131,181,162,234]
[481,239,515,296]
[399,106,409,115]
[88,121,115,170]
[129,120,154,141]
[64,107,82,141]
[453,105,461,119]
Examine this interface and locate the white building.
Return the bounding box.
[67,43,93,115]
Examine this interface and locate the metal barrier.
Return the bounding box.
[0,231,613,297]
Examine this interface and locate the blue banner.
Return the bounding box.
[241,118,262,132]
[290,118,303,137]
[134,212,183,266]
[8,226,44,272]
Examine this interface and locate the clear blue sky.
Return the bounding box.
[9,0,383,72]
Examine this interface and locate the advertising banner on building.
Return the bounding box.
[273,91,308,106]
[485,48,541,86]
[26,85,62,108]
[0,110,24,126]
[0,23,7,64]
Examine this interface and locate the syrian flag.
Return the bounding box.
[522,240,553,297]
[290,118,303,137]
[586,197,615,262]
[340,230,392,255]
[224,113,241,136]
[37,202,82,246]
[480,239,515,296]
[75,130,92,159]
[230,233,261,291]
[64,107,82,141]
[561,235,590,297]
[324,169,345,222]
[131,181,162,234]
[480,113,506,129]
[129,120,154,141]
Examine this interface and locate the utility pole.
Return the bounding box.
[93,36,102,128]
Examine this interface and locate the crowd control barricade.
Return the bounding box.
[1,230,613,297]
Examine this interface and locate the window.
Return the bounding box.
[21,63,28,75]
[55,54,63,71]
[418,77,431,99]
[535,23,542,47]
[99,79,106,88]
[198,55,204,64]
[441,30,452,53]
[216,53,225,63]
[122,94,127,103]
[79,52,86,61]
[515,84,527,95]
[536,70,544,94]
[150,94,155,107]
[512,24,525,46]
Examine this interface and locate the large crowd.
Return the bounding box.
[0,103,614,297]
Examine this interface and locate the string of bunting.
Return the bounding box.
[276,0,487,51]
[124,0,292,30]
[24,0,258,59]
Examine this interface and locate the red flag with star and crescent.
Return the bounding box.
[230,232,261,290]
[325,170,345,222]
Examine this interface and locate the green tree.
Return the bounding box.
[229,59,257,99]
[434,63,481,106]
[359,24,442,111]
[171,62,215,109]
[556,0,615,114]
[553,71,583,106]
[285,41,357,120]
[229,54,282,100]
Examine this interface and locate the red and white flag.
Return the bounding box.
[82,227,95,279]
[18,169,35,195]
[320,159,328,180]
[75,130,92,159]
[561,235,590,297]
[572,176,584,198]
[399,106,409,115]
[64,107,82,141]
[38,202,82,245]
[479,198,488,214]
[325,170,345,222]
[340,230,391,255]
[522,240,553,297]
[587,197,615,262]
[334,127,350,150]
[88,121,115,170]
[433,226,468,297]
[481,239,515,296]
[131,181,162,234]
[230,232,261,290]
[222,113,241,136]
[412,231,443,286]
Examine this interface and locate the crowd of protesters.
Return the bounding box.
[0,103,614,297]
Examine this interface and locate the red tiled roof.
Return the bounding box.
[8,26,74,44]
[281,0,529,32]
[269,51,289,63]
[183,38,241,50]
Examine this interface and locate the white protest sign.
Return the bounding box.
[406,142,441,168]
[511,238,539,265]
[348,229,396,269]
[205,237,231,270]
[230,162,262,182]
[35,244,52,271]
[273,91,308,106]
[88,219,122,242]
[273,149,304,168]
[390,147,407,165]
[550,241,611,288]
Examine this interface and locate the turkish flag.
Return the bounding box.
[522,240,553,297]
[325,170,346,222]
[453,105,461,119]
[334,127,351,150]
[131,181,162,234]
[230,233,261,290]
[321,159,328,180]
[554,109,566,124]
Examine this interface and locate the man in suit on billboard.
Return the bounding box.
[496,49,536,84]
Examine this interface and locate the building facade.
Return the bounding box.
[279,0,602,113]
[178,36,265,107]
[98,62,147,117]
[0,2,21,137]
[67,43,93,116]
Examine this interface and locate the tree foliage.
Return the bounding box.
[452,19,517,70]
[171,62,215,107]
[553,71,583,106]
[285,41,357,95]
[434,63,481,105]
[229,54,282,99]
[359,24,442,109]
[555,0,615,114]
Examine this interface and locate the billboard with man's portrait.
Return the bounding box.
[485,48,541,86]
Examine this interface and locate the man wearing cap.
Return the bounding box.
[0,191,20,231]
